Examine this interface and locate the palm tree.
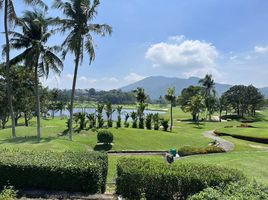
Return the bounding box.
[9,11,63,142]
[0,0,47,138]
[54,0,112,141]
[133,87,147,103]
[165,87,176,132]
[199,74,216,120]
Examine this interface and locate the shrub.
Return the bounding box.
[145,114,153,130]
[97,130,114,144]
[116,158,246,200]
[161,119,169,131]
[0,186,17,200]
[177,146,225,157]
[189,181,268,200]
[0,150,108,193]
[153,113,159,130]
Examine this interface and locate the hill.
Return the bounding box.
[120,76,268,100]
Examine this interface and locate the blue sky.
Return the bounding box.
[1,0,268,90]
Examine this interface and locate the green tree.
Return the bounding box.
[10,11,63,142]
[105,103,114,128]
[165,87,176,132]
[199,74,216,120]
[116,106,123,128]
[96,104,104,128]
[153,113,160,130]
[184,95,205,124]
[1,0,47,138]
[54,0,112,141]
[130,111,137,128]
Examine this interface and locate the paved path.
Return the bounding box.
[204,130,235,152]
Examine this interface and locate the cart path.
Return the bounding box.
[204,130,235,152]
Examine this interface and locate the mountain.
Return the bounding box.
[120,76,268,99]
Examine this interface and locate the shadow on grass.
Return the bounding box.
[0,136,55,144]
[94,144,112,151]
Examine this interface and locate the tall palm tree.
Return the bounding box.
[9,10,63,142]
[199,74,216,120]
[165,87,176,132]
[54,0,112,141]
[0,0,47,138]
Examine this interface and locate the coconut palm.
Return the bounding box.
[9,11,63,142]
[1,0,47,138]
[199,74,216,120]
[54,0,112,141]
[165,87,176,132]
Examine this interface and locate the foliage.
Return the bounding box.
[124,113,130,128]
[97,104,105,129]
[116,106,123,128]
[145,113,153,130]
[116,158,246,200]
[189,181,268,200]
[165,87,176,131]
[177,146,225,156]
[74,112,87,130]
[133,87,147,103]
[97,130,114,144]
[161,119,169,131]
[0,186,17,200]
[153,113,160,130]
[138,103,147,129]
[178,86,203,121]
[184,95,205,123]
[87,113,96,129]
[0,150,108,193]
[131,111,138,128]
[105,103,114,128]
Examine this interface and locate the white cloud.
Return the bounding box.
[145,39,219,70]
[168,35,185,43]
[124,73,146,83]
[101,77,119,82]
[254,46,268,54]
[78,76,97,83]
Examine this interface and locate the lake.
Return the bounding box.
[50,108,165,120]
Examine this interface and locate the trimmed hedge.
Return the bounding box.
[97,130,114,144]
[0,150,108,193]
[116,158,246,200]
[177,146,225,157]
[189,181,268,200]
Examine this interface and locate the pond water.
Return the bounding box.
[50,108,165,120]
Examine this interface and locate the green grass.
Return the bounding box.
[178,151,268,184]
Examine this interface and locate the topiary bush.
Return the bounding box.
[161,119,169,131]
[0,150,108,193]
[177,146,225,157]
[116,158,246,200]
[189,181,268,200]
[97,130,114,144]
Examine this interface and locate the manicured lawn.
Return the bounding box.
[178,151,268,184]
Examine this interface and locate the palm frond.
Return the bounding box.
[23,0,48,11]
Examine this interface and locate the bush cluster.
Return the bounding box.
[177,146,225,157]
[189,181,268,200]
[0,150,108,193]
[116,158,245,200]
[97,130,114,144]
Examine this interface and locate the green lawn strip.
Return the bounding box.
[179,151,268,184]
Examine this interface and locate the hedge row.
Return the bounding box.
[189,181,268,200]
[177,146,225,157]
[116,158,246,200]
[0,150,108,193]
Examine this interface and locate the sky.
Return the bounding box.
[1,0,268,90]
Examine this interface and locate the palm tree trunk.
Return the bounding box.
[4,0,16,138]
[34,63,41,142]
[69,53,80,141]
[170,102,173,132]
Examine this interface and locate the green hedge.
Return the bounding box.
[0,150,108,193]
[189,181,268,200]
[116,158,246,200]
[177,146,225,157]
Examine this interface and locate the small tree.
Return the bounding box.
[161,119,169,131]
[185,95,205,125]
[138,103,147,129]
[124,113,130,128]
[87,113,96,129]
[116,106,123,128]
[74,112,86,130]
[165,87,176,132]
[153,113,160,130]
[131,111,138,128]
[145,113,153,130]
[105,103,114,128]
[97,104,104,129]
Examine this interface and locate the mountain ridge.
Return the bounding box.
[120,76,268,99]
